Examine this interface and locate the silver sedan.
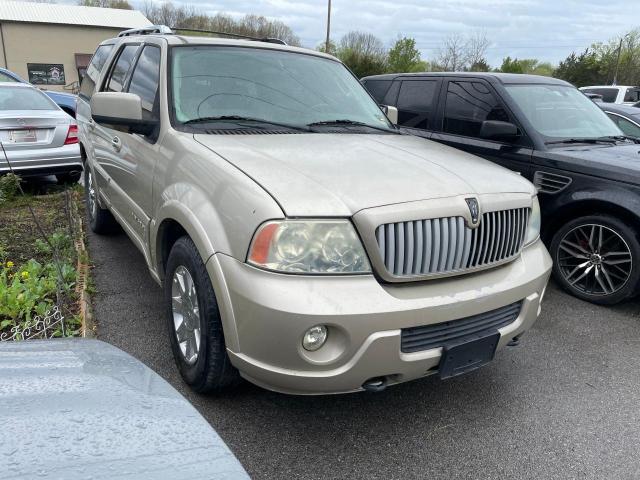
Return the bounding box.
[0,83,82,183]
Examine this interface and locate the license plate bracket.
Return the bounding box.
[9,129,36,143]
[438,331,500,380]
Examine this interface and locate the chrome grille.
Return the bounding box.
[375,207,530,277]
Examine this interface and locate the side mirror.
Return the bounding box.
[479,120,519,140]
[380,105,398,125]
[91,92,157,136]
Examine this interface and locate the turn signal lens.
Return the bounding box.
[64,124,78,145]
[247,220,371,274]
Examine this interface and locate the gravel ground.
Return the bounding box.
[88,229,640,480]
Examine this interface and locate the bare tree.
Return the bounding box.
[465,31,490,69]
[433,33,468,71]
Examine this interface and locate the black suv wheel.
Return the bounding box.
[550,215,640,305]
[165,236,240,393]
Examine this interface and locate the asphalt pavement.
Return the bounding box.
[88,228,640,480]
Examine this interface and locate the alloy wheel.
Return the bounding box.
[557,223,633,296]
[171,265,201,364]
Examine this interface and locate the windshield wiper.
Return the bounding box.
[306,119,398,134]
[598,135,640,144]
[544,137,618,146]
[183,116,310,132]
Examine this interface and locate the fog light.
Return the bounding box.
[302,325,328,351]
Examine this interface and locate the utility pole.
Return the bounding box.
[325,0,332,53]
[613,33,630,86]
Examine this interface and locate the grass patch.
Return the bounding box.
[0,189,83,338]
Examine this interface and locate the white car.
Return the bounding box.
[579,85,640,105]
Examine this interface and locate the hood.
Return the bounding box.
[541,143,640,184]
[195,133,533,216]
[0,339,249,480]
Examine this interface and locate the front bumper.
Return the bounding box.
[208,239,552,395]
[0,143,82,176]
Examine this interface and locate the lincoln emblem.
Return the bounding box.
[465,198,480,225]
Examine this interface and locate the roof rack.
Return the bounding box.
[171,27,287,45]
[118,25,173,37]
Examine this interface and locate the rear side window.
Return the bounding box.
[79,44,114,100]
[443,80,510,138]
[582,88,618,103]
[106,45,139,93]
[396,79,438,129]
[623,88,640,103]
[363,80,392,103]
[0,86,57,110]
[606,113,640,137]
[127,45,161,120]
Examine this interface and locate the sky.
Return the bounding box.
[120,0,639,67]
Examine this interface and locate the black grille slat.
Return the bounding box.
[401,301,522,353]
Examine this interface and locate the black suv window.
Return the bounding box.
[397,79,438,129]
[624,88,640,103]
[364,80,392,104]
[443,80,510,138]
[79,44,113,99]
[582,88,618,103]
[127,45,161,120]
[106,44,139,93]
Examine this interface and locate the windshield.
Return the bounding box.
[505,84,622,142]
[170,46,392,131]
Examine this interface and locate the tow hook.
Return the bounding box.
[507,335,522,347]
[362,376,388,392]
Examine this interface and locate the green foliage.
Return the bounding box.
[0,173,21,203]
[0,233,76,326]
[336,31,388,78]
[498,57,554,76]
[387,37,426,73]
[316,40,338,56]
[469,59,491,72]
[554,28,640,87]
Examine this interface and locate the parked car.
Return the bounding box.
[599,103,640,139]
[362,72,640,305]
[77,27,550,395]
[0,66,77,117]
[583,92,603,102]
[0,339,250,479]
[579,85,640,104]
[0,83,82,183]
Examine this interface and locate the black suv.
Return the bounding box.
[362,72,640,305]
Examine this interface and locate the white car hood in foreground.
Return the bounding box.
[196,133,534,216]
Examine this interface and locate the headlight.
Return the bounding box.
[247,220,371,274]
[524,196,541,246]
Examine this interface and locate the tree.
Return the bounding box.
[336,31,387,78]
[78,0,133,8]
[387,37,426,73]
[498,57,554,76]
[316,40,338,56]
[465,31,490,69]
[433,33,468,71]
[469,58,491,72]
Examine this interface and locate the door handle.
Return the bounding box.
[111,135,122,152]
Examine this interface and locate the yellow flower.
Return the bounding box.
[6,261,13,268]
[20,271,29,280]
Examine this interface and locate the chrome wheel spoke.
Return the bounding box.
[171,265,201,365]
[558,223,633,296]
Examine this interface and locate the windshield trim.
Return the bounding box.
[167,44,393,134]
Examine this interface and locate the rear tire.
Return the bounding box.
[56,171,81,184]
[165,236,240,393]
[550,214,640,305]
[84,165,118,234]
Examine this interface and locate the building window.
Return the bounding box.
[27,63,66,85]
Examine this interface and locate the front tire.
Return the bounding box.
[550,215,640,305]
[84,166,118,234]
[165,236,240,393]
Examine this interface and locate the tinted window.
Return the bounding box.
[607,113,640,138]
[364,80,392,103]
[0,86,57,110]
[106,45,139,93]
[623,88,640,103]
[79,44,113,99]
[396,80,438,129]
[443,81,510,137]
[582,88,618,103]
[127,45,160,120]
